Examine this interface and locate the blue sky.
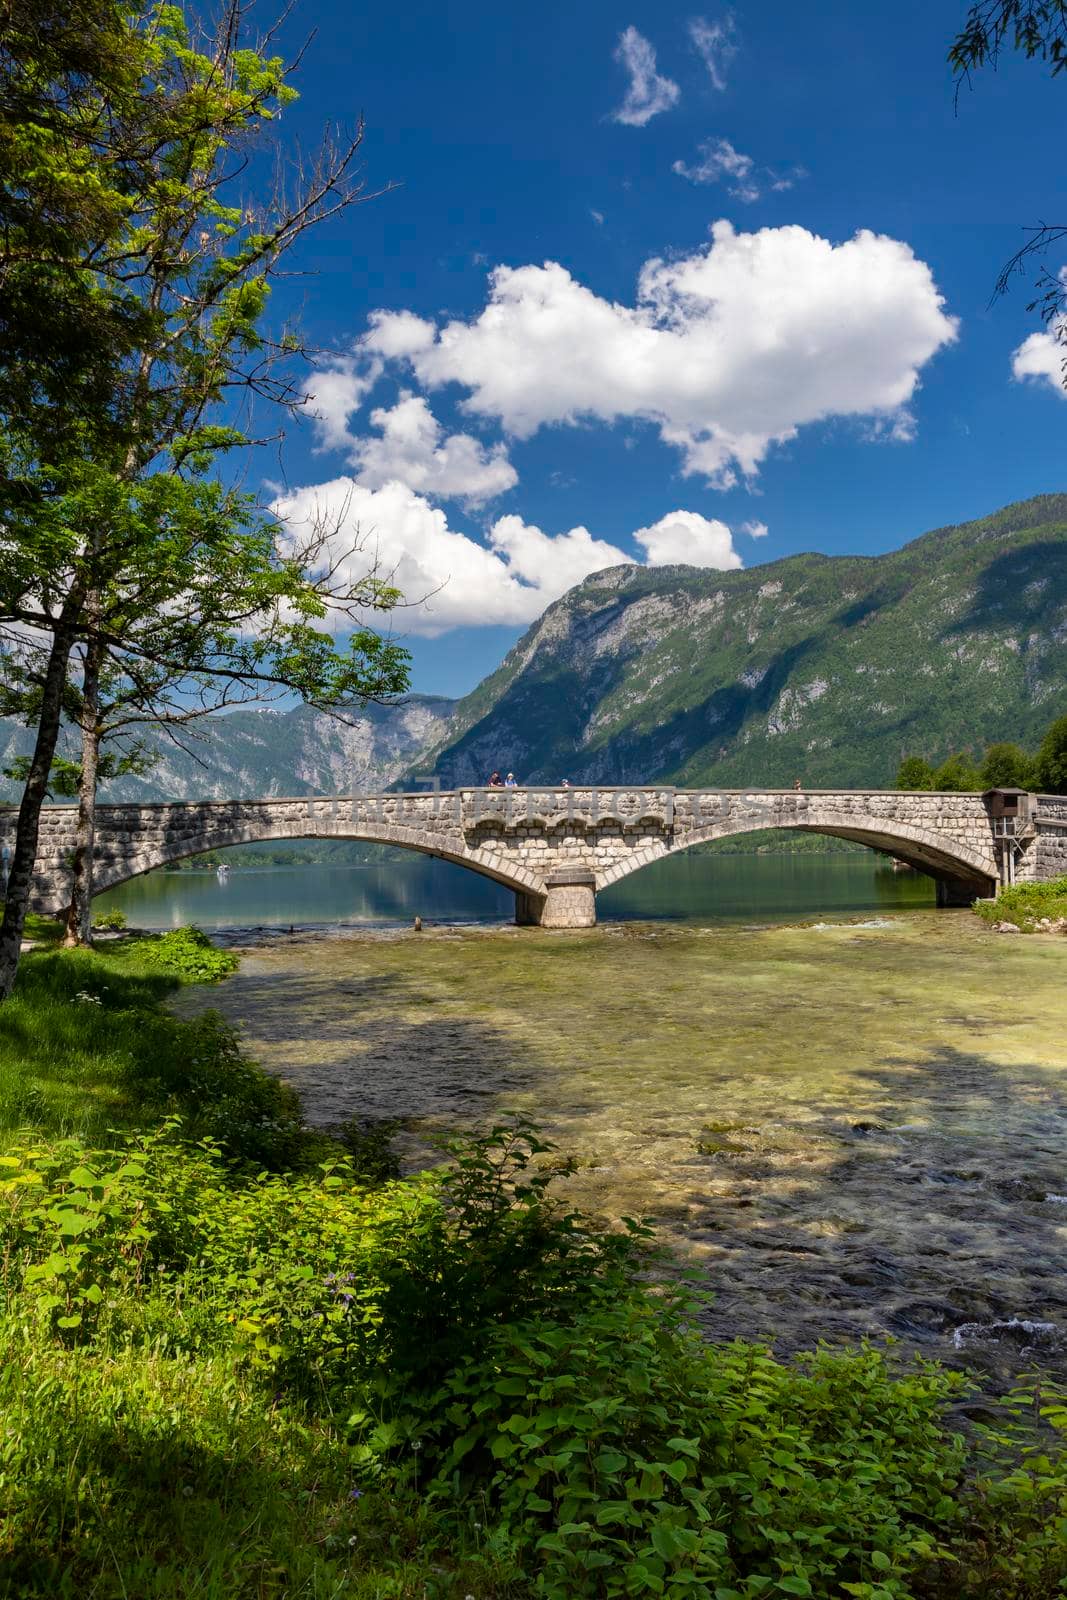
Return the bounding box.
[259,0,1067,698]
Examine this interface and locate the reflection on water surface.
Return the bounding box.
[97,849,935,929]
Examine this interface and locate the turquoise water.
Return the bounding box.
[96,849,935,930]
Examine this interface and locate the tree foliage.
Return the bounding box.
[896,714,1067,793]
[1034,711,1067,792]
[0,0,408,985]
[951,1,1067,79]
[950,2,1067,371]
[896,755,936,789]
[933,752,981,792]
[978,740,1036,789]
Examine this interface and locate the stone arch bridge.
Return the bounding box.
[7,786,1066,927]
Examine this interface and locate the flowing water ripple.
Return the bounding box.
[173,912,1067,1382]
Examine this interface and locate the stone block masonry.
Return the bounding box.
[1,786,1058,928]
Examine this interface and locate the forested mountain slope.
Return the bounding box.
[414,495,1067,789]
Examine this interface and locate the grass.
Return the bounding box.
[974,874,1067,930]
[0,1323,521,1600]
[0,940,194,1142]
[0,937,291,1155]
[1,933,1067,1598]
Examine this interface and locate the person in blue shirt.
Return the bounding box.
[504,772,518,787]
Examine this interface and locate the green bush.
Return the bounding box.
[0,1122,632,1385]
[973,875,1067,931]
[4,1116,1067,1599]
[91,908,128,931]
[131,924,238,981]
[414,1313,969,1599]
[338,1115,403,1182]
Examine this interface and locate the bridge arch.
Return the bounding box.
[91,819,547,901]
[596,810,999,899]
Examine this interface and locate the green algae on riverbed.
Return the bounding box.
[174,911,1067,1376]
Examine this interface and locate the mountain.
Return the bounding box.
[0,697,456,803]
[5,494,1066,803]
[414,494,1067,789]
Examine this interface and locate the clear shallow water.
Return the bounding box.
[156,862,1067,1381]
[104,852,1067,1378]
[97,850,936,930]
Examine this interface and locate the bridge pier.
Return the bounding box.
[934,875,984,908]
[515,868,597,929]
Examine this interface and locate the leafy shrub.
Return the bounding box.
[91,908,127,931]
[338,1115,403,1182]
[0,1121,608,1380]
[410,1310,973,1599]
[973,875,1067,930]
[132,925,238,981]
[0,945,307,1163]
[917,1382,1067,1600]
[148,1008,309,1166]
[2,1117,1067,1597]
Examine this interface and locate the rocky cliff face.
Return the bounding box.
[414,494,1067,789]
[0,697,456,803]
[5,495,1066,801]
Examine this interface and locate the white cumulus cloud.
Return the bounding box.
[349,394,517,506]
[633,510,741,567]
[274,480,743,636]
[741,519,769,538]
[304,363,379,452]
[364,308,437,359]
[487,514,629,593]
[610,26,680,127]
[689,14,738,91]
[1009,267,1067,397]
[1012,327,1067,395]
[369,220,957,488]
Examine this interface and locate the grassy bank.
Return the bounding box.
[974,874,1067,931]
[1,934,1066,1598]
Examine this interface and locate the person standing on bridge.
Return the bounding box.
[487,771,504,788]
[504,772,518,788]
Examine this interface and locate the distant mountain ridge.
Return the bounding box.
[413,494,1067,790]
[4,494,1066,803]
[0,697,456,804]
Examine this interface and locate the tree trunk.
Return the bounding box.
[62,634,103,948]
[0,620,78,999]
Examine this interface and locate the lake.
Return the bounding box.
[96,848,936,930]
